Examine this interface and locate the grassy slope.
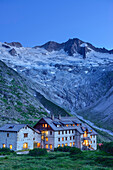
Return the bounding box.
[0,151,113,169]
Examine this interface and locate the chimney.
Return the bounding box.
[51,114,54,120]
[58,114,61,120]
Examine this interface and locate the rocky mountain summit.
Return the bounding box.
[0,38,113,132]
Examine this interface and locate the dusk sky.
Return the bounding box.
[0,0,113,49]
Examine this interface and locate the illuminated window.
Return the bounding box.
[45,131,48,135]
[62,137,64,141]
[77,124,79,126]
[62,144,64,147]
[46,137,48,142]
[48,125,50,128]
[7,133,9,137]
[83,131,88,138]
[65,143,68,146]
[46,144,48,149]
[23,143,28,149]
[73,142,75,146]
[70,142,72,147]
[58,144,60,147]
[45,124,47,127]
[91,141,92,144]
[66,124,68,127]
[37,143,40,148]
[90,135,92,138]
[73,124,75,126]
[42,124,44,127]
[9,145,12,150]
[50,144,52,149]
[41,136,44,140]
[90,129,92,132]
[3,144,5,148]
[24,133,28,138]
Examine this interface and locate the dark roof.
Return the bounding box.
[34,116,97,134]
[0,124,39,133]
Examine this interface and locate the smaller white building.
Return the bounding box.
[0,124,41,151]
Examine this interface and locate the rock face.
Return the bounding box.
[5,42,22,48]
[36,38,113,58]
[9,48,17,56]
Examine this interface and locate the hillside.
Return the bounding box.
[0,60,69,126]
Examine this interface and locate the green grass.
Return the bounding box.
[0,150,113,170]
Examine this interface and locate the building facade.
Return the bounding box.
[33,115,97,151]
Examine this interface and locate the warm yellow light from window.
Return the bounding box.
[73,142,75,146]
[42,124,44,127]
[10,145,12,150]
[50,144,52,149]
[45,124,47,128]
[45,131,48,135]
[58,144,60,147]
[77,124,79,126]
[41,136,44,140]
[73,124,75,126]
[70,142,72,147]
[46,144,48,149]
[46,137,48,142]
[66,124,68,127]
[37,143,40,147]
[23,143,28,149]
[62,137,64,141]
[83,131,87,138]
[3,144,5,148]
[62,144,64,147]
[65,143,67,146]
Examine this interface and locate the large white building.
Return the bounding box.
[0,116,97,151]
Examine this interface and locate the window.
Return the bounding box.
[33,138,35,140]
[50,131,52,135]
[23,143,28,149]
[66,124,68,127]
[62,144,64,147]
[73,142,75,146]
[73,124,75,126]
[50,144,52,149]
[46,144,48,149]
[45,124,47,128]
[62,137,64,141]
[72,130,74,133]
[37,143,40,148]
[25,126,27,129]
[77,124,79,126]
[62,131,64,134]
[70,136,72,140]
[69,130,70,134]
[48,125,50,128]
[65,130,67,134]
[3,144,5,148]
[24,133,28,138]
[65,137,67,141]
[90,135,92,138]
[73,136,75,140]
[70,142,72,147]
[83,131,87,138]
[58,138,60,142]
[7,133,9,137]
[91,141,92,144]
[58,144,60,147]
[9,145,12,150]
[46,137,48,142]
[65,143,68,146]
[41,135,44,140]
[94,140,95,143]
[42,124,44,127]
[58,131,60,135]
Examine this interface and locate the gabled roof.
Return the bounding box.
[0,124,40,133]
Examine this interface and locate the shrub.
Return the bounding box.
[70,147,82,155]
[54,146,71,152]
[99,142,113,155]
[0,148,15,155]
[29,148,47,156]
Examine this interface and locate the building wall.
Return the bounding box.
[17,126,41,151]
[0,132,17,150]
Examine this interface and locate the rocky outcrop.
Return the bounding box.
[5,42,22,48]
[2,44,10,49]
[37,38,113,58]
[9,48,17,56]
